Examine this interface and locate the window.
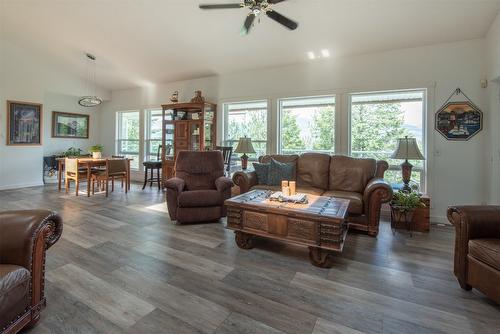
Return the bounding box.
[145,109,163,162]
[116,111,140,169]
[223,101,268,164]
[349,90,426,189]
[279,96,336,155]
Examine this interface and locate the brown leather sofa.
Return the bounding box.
[0,210,63,334]
[166,151,233,223]
[448,206,500,304]
[233,153,392,236]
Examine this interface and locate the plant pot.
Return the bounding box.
[92,151,102,159]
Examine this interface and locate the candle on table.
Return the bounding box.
[281,180,288,193]
[282,186,290,196]
[289,181,296,195]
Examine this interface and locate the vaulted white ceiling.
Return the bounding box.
[1,0,499,90]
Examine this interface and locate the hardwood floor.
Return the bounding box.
[1,184,499,334]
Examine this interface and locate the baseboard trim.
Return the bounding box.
[0,182,44,191]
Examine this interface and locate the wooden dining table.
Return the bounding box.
[57,157,132,197]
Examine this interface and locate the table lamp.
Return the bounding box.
[234,137,255,170]
[391,136,424,192]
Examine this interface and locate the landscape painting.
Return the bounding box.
[435,101,482,141]
[52,111,89,138]
[7,101,42,145]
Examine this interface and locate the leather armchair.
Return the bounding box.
[166,151,233,223]
[0,210,63,334]
[448,206,500,304]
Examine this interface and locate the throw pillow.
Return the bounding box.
[253,162,270,185]
[268,158,295,186]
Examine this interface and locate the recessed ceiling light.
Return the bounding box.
[307,51,315,60]
[321,49,330,58]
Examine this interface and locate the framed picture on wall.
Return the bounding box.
[52,111,89,138]
[7,100,42,146]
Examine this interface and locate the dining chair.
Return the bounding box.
[65,158,90,196]
[92,158,128,197]
[215,146,233,176]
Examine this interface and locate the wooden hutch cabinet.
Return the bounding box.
[161,102,217,185]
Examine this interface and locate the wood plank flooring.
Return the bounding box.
[0,184,498,334]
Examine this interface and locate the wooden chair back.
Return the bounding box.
[65,158,79,175]
[215,146,233,173]
[106,159,127,176]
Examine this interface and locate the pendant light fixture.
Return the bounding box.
[78,53,103,107]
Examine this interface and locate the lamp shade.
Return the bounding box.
[234,137,256,154]
[391,136,424,160]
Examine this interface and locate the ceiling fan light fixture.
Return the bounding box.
[321,49,330,58]
[307,51,315,60]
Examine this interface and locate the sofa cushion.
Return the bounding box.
[253,162,270,185]
[268,159,295,186]
[296,153,330,189]
[329,156,376,193]
[469,239,500,271]
[260,155,299,180]
[297,186,325,196]
[178,190,221,208]
[322,190,364,214]
[0,264,30,331]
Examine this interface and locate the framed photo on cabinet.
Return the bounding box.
[6,100,42,146]
[52,111,89,138]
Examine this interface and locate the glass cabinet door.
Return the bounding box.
[204,122,213,150]
[164,121,174,157]
[189,121,201,151]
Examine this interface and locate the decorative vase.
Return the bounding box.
[92,151,102,159]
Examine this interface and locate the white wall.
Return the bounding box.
[101,39,490,222]
[0,39,109,189]
[486,12,500,203]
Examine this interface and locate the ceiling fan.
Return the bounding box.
[199,0,298,35]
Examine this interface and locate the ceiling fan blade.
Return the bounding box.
[199,3,243,9]
[266,10,298,30]
[241,13,256,35]
[268,0,286,4]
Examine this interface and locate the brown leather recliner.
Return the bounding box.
[166,151,233,223]
[448,206,500,304]
[233,153,392,236]
[0,210,63,334]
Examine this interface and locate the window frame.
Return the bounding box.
[347,88,427,191]
[277,94,336,155]
[144,108,163,162]
[222,99,270,161]
[115,110,141,170]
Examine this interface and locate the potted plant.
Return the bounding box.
[390,190,426,235]
[62,147,82,157]
[89,145,104,159]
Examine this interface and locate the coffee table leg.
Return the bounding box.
[235,231,254,249]
[308,247,334,268]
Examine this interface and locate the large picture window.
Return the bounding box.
[116,111,140,169]
[145,109,163,162]
[279,96,335,155]
[349,90,426,189]
[223,101,268,163]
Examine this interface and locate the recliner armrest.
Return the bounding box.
[448,206,500,240]
[215,176,233,193]
[232,171,258,194]
[165,177,185,193]
[0,210,62,270]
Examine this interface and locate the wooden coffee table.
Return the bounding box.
[225,190,350,268]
